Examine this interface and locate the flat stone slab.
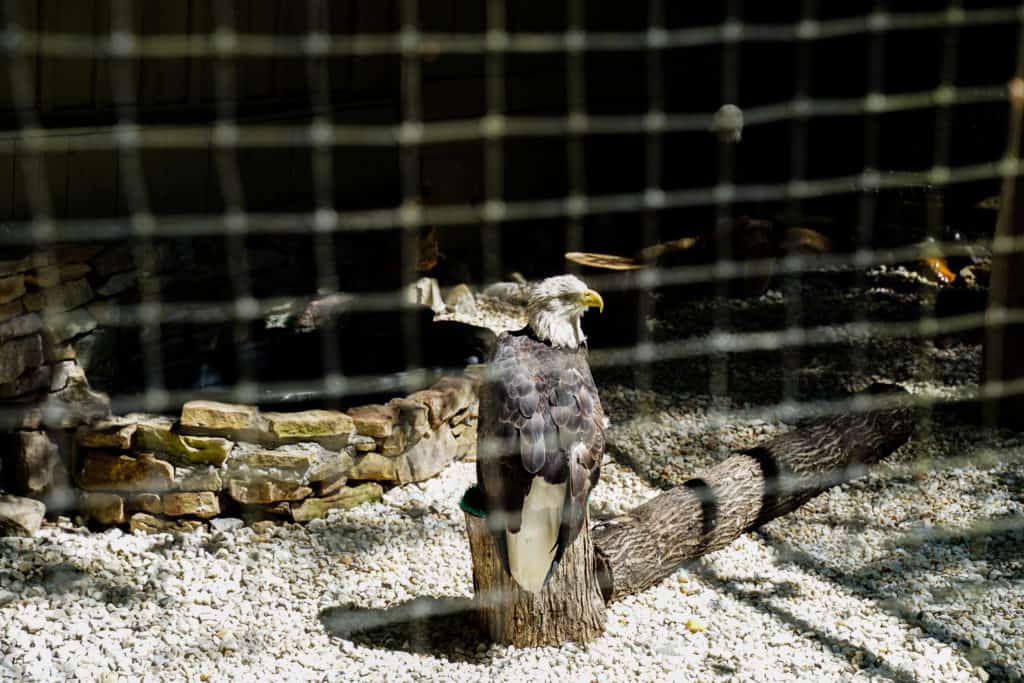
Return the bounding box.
[76,417,139,450]
[227,480,313,505]
[290,483,382,522]
[133,416,233,465]
[0,313,42,342]
[77,452,175,492]
[174,464,223,492]
[228,443,313,471]
[262,410,354,440]
[0,275,25,305]
[0,334,43,384]
[180,400,260,432]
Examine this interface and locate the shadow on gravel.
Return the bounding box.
[320,596,494,663]
[755,529,1022,681]
[692,564,921,683]
[0,542,144,606]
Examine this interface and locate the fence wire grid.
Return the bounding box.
[1,0,1024,680]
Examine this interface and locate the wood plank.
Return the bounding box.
[327,0,355,98]
[349,0,399,98]
[39,0,97,113]
[238,0,279,101]
[0,139,16,220]
[0,0,41,114]
[139,0,191,107]
[66,148,120,218]
[11,141,70,220]
[139,147,213,215]
[94,0,143,112]
[190,0,217,103]
[271,0,309,100]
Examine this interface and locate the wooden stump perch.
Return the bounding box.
[462,503,606,647]
[462,384,914,646]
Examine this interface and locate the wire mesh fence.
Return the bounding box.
[0,0,1023,680]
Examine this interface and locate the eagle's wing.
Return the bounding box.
[477,334,604,584]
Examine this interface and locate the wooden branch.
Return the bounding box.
[984,77,1024,428]
[592,386,914,603]
[463,507,606,646]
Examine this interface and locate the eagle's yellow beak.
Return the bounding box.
[579,289,604,313]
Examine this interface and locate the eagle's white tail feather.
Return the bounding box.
[506,479,565,593]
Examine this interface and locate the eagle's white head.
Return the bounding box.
[526,275,604,350]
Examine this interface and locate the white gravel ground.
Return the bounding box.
[2,271,1022,682]
[1,434,1019,682]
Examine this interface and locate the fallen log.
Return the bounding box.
[591,384,914,602]
[461,383,914,644]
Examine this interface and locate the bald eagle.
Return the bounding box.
[477,275,606,592]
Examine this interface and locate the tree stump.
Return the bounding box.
[461,488,606,647]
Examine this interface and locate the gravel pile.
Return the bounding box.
[1,270,1021,682]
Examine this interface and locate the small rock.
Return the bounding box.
[162,492,220,519]
[445,284,477,316]
[125,493,163,515]
[210,517,244,532]
[129,513,201,534]
[348,451,401,482]
[409,277,445,313]
[347,404,396,438]
[12,431,63,497]
[711,104,744,143]
[80,492,125,525]
[251,520,278,534]
[40,360,110,428]
[0,494,45,536]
